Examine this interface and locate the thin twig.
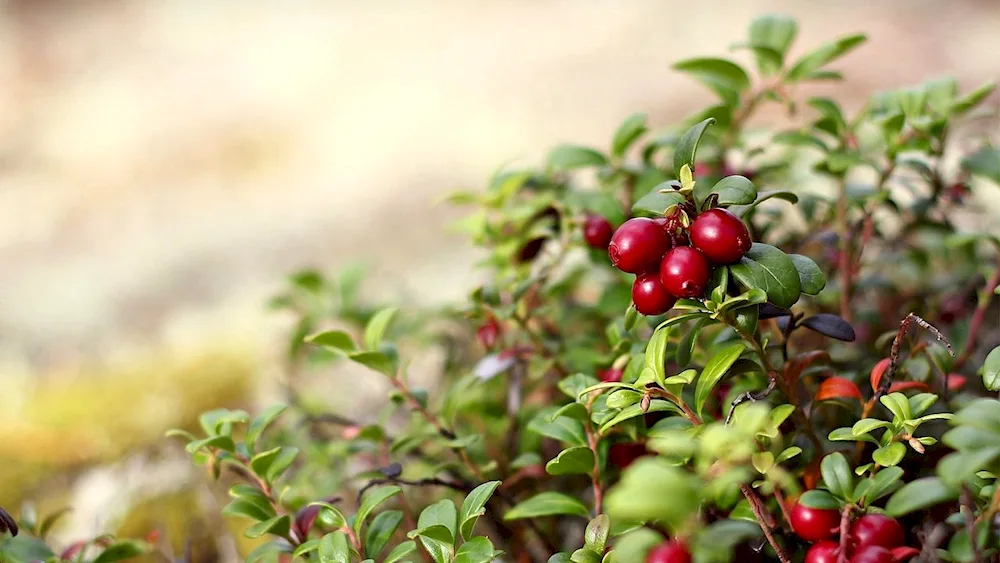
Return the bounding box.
[357,476,470,504]
[741,485,789,563]
[837,504,854,563]
[584,394,605,515]
[875,313,953,402]
[726,374,777,424]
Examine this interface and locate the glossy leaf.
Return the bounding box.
[820,452,854,499]
[816,377,863,402]
[364,510,403,559]
[983,345,1000,391]
[454,536,496,563]
[872,442,906,467]
[673,118,716,175]
[693,342,746,416]
[789,254,826,295]
[418,499,458,542]
[354,486,402,537]
[318,531,351,563]
[383,541,418,563]
[801,314,856,341]
[545,446,595,476]
[884,477,957,517]
[460,480,501,541]
[729,243,802,308]
[504,492,589,520]
[698,175,757,206]
[631,186,686,218]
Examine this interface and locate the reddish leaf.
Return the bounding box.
[888,381,930,393]
[294,505,320,542]
[869,358,891,392]
[891,546,920,561]
[946,374,967,390]
[816,376,863,402]
[785,350,831,388]
[803,456,823,490]
[60,541,87,561]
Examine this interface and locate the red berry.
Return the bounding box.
[632,273,677,315]
[851,545,893,563]
[609,218,671,274]
[690,208,752,264]
[790,503,840,542]
[805,541,841,563]
[609,442,648,469]
[583,214,614,249]
[645,541,691,563]
[850,514,905,550]
[599,368,623,383]
[476,319,502,349]
[659,247,711,298]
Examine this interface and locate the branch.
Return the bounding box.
[875,313,953,402]
[741,485,789,563]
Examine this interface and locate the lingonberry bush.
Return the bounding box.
[4,14,1000,563]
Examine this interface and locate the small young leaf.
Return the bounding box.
[631,186,686,218]
[872,442,906,467]
[884,477,957,517]
[307,330,356,355]
[349,351,396,377]
[673,118,716,175]
[673,58,750,106]
[244,515,291,539]
[797,489,842,510]
[693,342,746,416]
[801,314,856,341]
[696,175,757,207]
[504,492,590,520]
[548,145,608,171]
[789,254,826,295]
[460,481,501,541]
[245,405,288,452]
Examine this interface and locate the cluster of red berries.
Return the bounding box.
[792,503,911,563]
[588,207,752,315]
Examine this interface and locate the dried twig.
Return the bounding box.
[741,485,789,563]
[875,313,953,402]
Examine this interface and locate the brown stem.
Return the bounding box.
[954,259,1000,370]
[647,388,701,425]
[741,485,789,563]
[584,397,605,515]
[837,504,854,563]
[772,488,792,527]
[875,313,953,402]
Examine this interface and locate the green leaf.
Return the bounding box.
[245,542,292,563]
[729,190,799,218]
[880,393,912,421]
[853,419,891,437]
[797,489,841,510]
[383,540,418,563]
[746,14,797,74]
[318,531,352,563]
[829,427,861,442]
[607,529,663,563]
[645,325,671,388]
[693,519,763,563]
[789,254,826,295]
[983,345,1000,391]
[409,524,454,563]
[599,400,682,434]
[223,497,275,523]
[821,452,854,500]
[952,81,996,115]
[963,146,1000,185]
[732,305,759,337]
[673,58,750,106]
[859,467,904,505]
[528,411,587,446]
[673,118,716,175]
[354,486,402,537]
[418,499,458,542]
[505,492,590,520]
[265,446,298,482]
[349,350,395,377]
[245,515,291,539]
[872,442,906,467]
[245,405,288,452]
[186,435,236,454]
[92,541,149,563]
[631,186,686,218]
[546,446,596,476]
[730,243,802,308]
[605,458,700,526]
[584,514,611,554]
[697,175,756,207]
[612,113,648,158]
[693,342,746,416]
[364,308,399,351]
[308,502,347,529]
[460,480,501,541]
[676,318,709,368]
[785,33,867,82]
[364,510,403,559]
[453,536,496,563]
[884,477,957,517]
[307,330,356,355]
[548,144,608,171]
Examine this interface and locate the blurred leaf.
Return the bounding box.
[745,14,797,74]
[364,511,403,559]
[364,308,399,351]
[786,33,867,81]
[246,405,288,452]
[884,477,957,517]
[612,113,648,158]
[673,58,750,106]
[307,330,356,355]
[983,345,1000,391]
[319,531,352,563]
[548,145,608,171]
[354,486,402,537]
[245,515,290,539]
[505,492,589,520]
[383,541,418,563]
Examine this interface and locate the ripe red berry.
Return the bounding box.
[659,247,711,298]
[609,218,671,273]
[790,503,840,542]
[805,541,841,563]
[583,214,615,249]
[608,442,648,469]
[632,273,677,315]
[851,545,893,563]
[645,540,691,563]
[850,514,905,550]
[599,368,623,383]
[690,208,752,264]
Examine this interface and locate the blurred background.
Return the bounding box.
[0,0,998,560]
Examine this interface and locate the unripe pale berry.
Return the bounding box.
[690,208,752,264]
[609,218,671,273]
[632,273,677,316]
[659,247,711,298]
